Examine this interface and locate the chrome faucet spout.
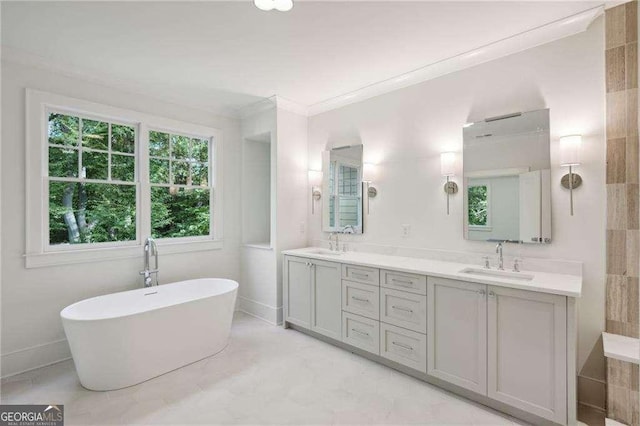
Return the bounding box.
[140,237,159,287]
[495,242,504,271]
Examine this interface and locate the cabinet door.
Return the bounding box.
[284,257,311,328]
[311,259,342,340]
[427,277,487,395]
[487,286,566,424]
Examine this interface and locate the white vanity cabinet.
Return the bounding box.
[427,277,567,424]
[427,277,487,395]
[283,252,578,426]
[487,286,567,424]
[284,256,341,339]
[310,259,342,340]
[284,256,312,328]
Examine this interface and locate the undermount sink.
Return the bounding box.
[459,267,534,281]
[305,248,343,256]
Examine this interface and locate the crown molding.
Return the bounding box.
[274,96,309,116]
[306,5,604,116]
[236,96,277,119]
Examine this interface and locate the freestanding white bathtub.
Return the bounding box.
[61,278,238,391]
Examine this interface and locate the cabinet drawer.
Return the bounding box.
[342,312,380,355]
[342,264,379,286]
[381,270,427,295]
[342,280,380,320]
[380,322,426,372]
[380,288,427,333]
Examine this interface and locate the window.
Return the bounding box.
[148,130,212,239]
[47,113,137,246]
[468,184,489,228]
[27,90,223,267]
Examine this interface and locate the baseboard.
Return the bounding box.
[237,296,282,325]
[1,339,71,379]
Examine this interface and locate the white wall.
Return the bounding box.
[275,107,309,310]
[243,138,271,245]
[238,105,308,324]
[239,106,279,323]
[307,18,606,370]
[0,61,242,377]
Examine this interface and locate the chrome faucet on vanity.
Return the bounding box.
[140,237,159,287]
[495,242,505,271]
[329,233,340,252]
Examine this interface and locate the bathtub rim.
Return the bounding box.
[60,278,238,322]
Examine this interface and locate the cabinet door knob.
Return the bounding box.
[488,291,496,297]
[478,289,486,296]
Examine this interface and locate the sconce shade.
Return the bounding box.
[363,163,377,182]
[308,170,323,187]
[440,152,456,177]
[559,135,581,167]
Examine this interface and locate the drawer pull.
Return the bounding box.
[352,328,370,337]
[352,296,370,303]
[391,278,413,287]
[392,341,413,351]
[352,272,369,279]
[392,305,413,313]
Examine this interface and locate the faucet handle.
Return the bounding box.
[513,258,521,273]
[482,256,491,269]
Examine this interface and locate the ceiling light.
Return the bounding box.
[254,0,273,11]
[254,0,293,12]
[274,0,293,11]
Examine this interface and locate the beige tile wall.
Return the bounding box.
[605,2,640,424]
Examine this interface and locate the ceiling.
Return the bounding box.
[1,1,603,117]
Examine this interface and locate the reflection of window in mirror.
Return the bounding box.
[329,161,361,229]
[468,183,491,231]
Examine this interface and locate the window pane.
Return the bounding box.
[149,131,169,157]
[192,138,208,162]
[151,187,210,238]
[150,159,169,184]
[82,151,108,180]
[468,186,488,226]
[171,135,190,159]
[111,124,135,154]
[111,154,135,182]
[82,119,109,150]
[49,147,78,178]
[172,161,189,185]
[48,113,79,146]
[192,162,208,186]
[49,181,136,245]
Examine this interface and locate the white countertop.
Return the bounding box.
[602,332,640,365]
[282,247,582,298]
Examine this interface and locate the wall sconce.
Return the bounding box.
[559,135,583,216]
[362,163,378,214]
[308,170,323,214]
[440,152,458,215]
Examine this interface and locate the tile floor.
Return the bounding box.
[1,313,526,425]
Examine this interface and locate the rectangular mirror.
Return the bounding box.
[322,144,364,234]
[463,109,551,244]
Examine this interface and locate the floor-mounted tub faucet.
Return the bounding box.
[140,237,159,287]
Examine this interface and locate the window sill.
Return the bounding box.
[24,239,224,269]
[469,226,493,232]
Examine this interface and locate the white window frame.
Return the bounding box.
[26,89,224,268]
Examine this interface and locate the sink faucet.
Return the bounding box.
[495,242,505,271]
[140,237,159,287]
[331,233,340,251]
